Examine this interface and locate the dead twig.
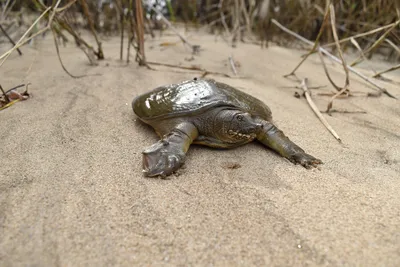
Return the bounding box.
[135,0,146,65]
[271,19,397,99]
[350,37,368,62]
[326,4,350,113]
[321,109,367,114]
[317,50,341,91]
[34,0,101,63]
[322,21,400,48]
[284,2,331,77]
[79,0,104,59]
[0,24,22,55]
[0,83,30,111]
[373,63,400,78]
[0,5,53,67]
[220,11,231,36]
[146,61,232,78]
[350,20,400,66]
[149,5,200,54]
[229,55,238,76]
[349,37,376,74]
[280,85,327,90]
[120,10,124,61]
[126,0,134,64]
[1,84,26,96]
[300,78,341,142]
[51,26,85,79]
[0,84,10,103]
[384,39,400,56]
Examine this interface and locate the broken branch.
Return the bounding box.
[300,78,341,142]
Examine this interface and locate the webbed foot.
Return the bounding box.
[256,121,323,169]
[289,152,323,169]
[142,140,186,178]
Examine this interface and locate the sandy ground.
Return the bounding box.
[1,27,400,266]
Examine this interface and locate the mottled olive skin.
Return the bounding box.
[132,78,322,177]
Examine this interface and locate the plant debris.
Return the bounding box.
[0,84,30,111]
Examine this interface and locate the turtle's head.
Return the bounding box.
[217,109,263,143]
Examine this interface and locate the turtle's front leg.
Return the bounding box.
[256,121,322,168]
[142,122,198,178]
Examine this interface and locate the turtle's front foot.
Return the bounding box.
[256,122,323,169]
[142,140,186,178]
[289,152,323,169]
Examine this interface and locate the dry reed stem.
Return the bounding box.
[326,4,350,113]
[321,109,366,114]
[350,37,367,61]
[79,0,104,59]
[149,5,199,54]
[240,0,252,37]
[1,0,11,20]
[55,19,98,62]
[51,26,85,79]
[56,0,77,13]
[350,20,400,66]
[0,0,83,68]
[0,84,10,103]
[127,0,135,64]
[271,19,397,99]
[349,37,377,74]
[300,78,341,142]
[146,61,232,78]
[34,0,101,62]
[373,63,400,78]
[384,39,400,55]
[135,0,146,65]
[229,55,238,75]
[220,12,230,36]
[317,50,340,90]
[322,21,400,48]
[0,24,22,55]
[231,0,240,47]
[120,11,124,61]
[0,5,53,66]
[284,1,331,77]
[126,0,133,63]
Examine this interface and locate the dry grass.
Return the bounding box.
[2,1,399,62]
[0,0,399,94]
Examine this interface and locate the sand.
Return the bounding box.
[1,28,400,266]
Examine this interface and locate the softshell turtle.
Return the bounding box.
[132,78,322,177]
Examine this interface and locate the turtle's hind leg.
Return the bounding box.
[256,121,323,168]
[142,122,198,178]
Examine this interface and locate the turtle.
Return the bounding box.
[132,78,322,177]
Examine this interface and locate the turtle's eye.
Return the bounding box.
[236,114,244,121]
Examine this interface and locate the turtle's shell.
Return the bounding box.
[132,79,272,121]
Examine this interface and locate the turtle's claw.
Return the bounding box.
[142,141,185,178]
[290,152,323,169]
